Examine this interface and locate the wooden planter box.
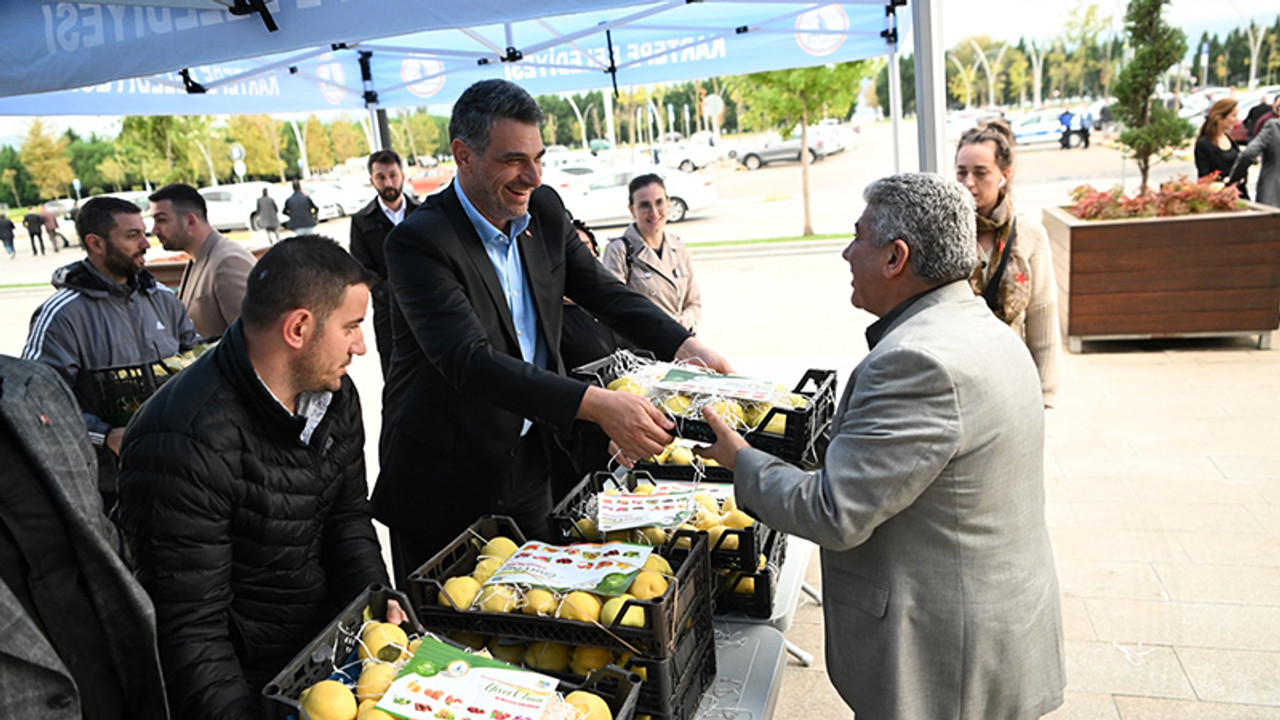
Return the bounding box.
[1042,203,1280,352]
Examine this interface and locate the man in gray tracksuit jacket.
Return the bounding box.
[22,196,198,508]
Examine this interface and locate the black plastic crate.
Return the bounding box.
[633,459,733,483]
[573,353,837,468]
[551,471,772,572]
[409,514,712,660]
[647,632,717,720]
[565,665,643,720]
[620,597,715,718]
[83,360,178,427]
[712,531,789,619]
[262,584,422,720]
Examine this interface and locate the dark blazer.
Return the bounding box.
[374,183,689,555]
[0,356,169,720]
[349,194,419,376]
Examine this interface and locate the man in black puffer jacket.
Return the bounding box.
[117,235,393,720]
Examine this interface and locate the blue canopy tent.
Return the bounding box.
[0,1,946,170]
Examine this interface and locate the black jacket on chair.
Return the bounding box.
[349,194,419,377]
[117,321,388,720]
[374,183,689,559]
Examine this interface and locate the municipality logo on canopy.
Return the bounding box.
[794,5,848,57]
[402,56,446,99]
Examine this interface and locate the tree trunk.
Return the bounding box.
[403,117,420,167]
[800,92,813,237]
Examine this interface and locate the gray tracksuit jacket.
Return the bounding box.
[22,260,198,492]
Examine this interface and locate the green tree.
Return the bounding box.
[1111,0,1194,193]
[3,167,20,206]
[1,146,35,206]
[330,118,369,165]
[392,110,440,164]
[737,62,872,235]
[20,119,75,201]
[97,156,128,192]
[875,53,917,116]
[227,115,284,180]
[304,115,335,173]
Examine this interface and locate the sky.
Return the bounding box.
[3,0,1278,147]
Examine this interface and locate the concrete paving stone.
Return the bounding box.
[1060,595,1099,641]
[1056,560,1168,601]
[1175,365,1280,389]
[1212,456,1280,481]
[1085,598,1280,651]
[1257,483,1280,505]
[1049,528,1192,563]
[774,666,849,720]
[1246,504,1280,534]
[1176,531,1280,567]
[1043,691,1121,720]
[1045,474,1140,504]
[1145,503,1266,534]
[1153,563,1280,605]
[1045,501,1079,528]
[1176,647,1280,705]
[1066,502,1162,531]
[782,618,827,672]
[1061,640,1196,699]
[1116,696,1280,719]
[1056,454,1225,482]
[1129,479,1266,506]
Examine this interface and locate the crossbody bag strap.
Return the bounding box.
[982,217,1018,318]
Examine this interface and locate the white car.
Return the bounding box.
[543,164,715,227]
[199,182,340,231]
[1009,109,1081,147]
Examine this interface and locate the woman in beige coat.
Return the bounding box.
[955,121,1061,406]
[600,173,702,331]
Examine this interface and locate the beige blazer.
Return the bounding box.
[600,225,701,331]
[735,280,1066,720]
[177,231,255,339]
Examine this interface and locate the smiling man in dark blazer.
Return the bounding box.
[349,149,419,377]
[374,79,731,584]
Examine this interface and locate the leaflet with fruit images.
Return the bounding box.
[485,541,652,596]
[654,367,781,403]
[596,488,696,532]
[375,636,559,720]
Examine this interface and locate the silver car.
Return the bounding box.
[738,132,826,170]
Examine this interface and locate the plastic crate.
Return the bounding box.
[632,459,733,483]
[712,531,790,619]
[573,354,837,468]
[409,515,713,660]
[261,584,422,720]
[550,471,772,572]
[566,665,643,720]
[83,360,178,427]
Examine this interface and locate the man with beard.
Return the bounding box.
[116,235,400,720]
[149,183,256,338]
[22,196,198,508]
[349,149,419,376]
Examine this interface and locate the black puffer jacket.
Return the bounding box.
[117,320,387,720]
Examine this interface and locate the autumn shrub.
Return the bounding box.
[1067,174,1246,220]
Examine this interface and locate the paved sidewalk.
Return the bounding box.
[3,234,1278,719]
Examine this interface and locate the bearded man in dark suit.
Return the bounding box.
[374,79,731,584]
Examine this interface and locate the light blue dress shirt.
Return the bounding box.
[455,181,548,436]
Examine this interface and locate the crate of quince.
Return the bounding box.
[407,515,713,662]
[573,351,836,469]
[550,471,772,574]
[84,341,217,426]
[264,582,641,720]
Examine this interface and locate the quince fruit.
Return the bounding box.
[355,662,397,702]
[558,591,602,622]
[707,524,740,551]
[477,584,518,613]
[472,557,503,583]
[643,553,673,576]
[601,594,646,628]
[659,394,693,415]
[666,446,694,465]
[299,680,357,720]
[607,377,647,396]
[524,641,571,672]
[479,536,519,561]
[564,690,613,720]
[569,645,613,677]
[627,569,668,600]
[486,637,527,664]
[438,576,481,610]
[358,622,408,663]
[522,588,558,616]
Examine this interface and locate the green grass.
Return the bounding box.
[0,282,50,290]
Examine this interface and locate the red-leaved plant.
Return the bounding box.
[1068,174,1246,220]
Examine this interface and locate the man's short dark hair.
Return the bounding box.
[292,180,302,192]
[240,235,373,332]
[368,149,403,173]
[449,79,544,156]
[75,196,142,246]
[148,183,208,222]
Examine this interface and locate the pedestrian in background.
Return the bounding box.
[600,173,702,332]
[255,188,280,243]
[283,180,318,233]
[1229,110,1280,208]
[1196,98,1248,199]
[23,206,44,256]
[955,120,1061,407]
[0,213,15,259]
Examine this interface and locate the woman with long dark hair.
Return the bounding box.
[1196,97,1248,199]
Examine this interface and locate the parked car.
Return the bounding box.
[96,190,154,233]
[1009,109,1081,147]
[543,163,715,226]
[738,132,826,170]
[406,167,455,198]
[302,181,364,218]
[198,182,339,231]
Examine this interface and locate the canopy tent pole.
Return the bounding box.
[911,0,946,172]
[884,0,904,174]
[358,50,391,152]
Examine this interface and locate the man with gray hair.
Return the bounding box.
[375,78,731,584]
[699,173,1066,719]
